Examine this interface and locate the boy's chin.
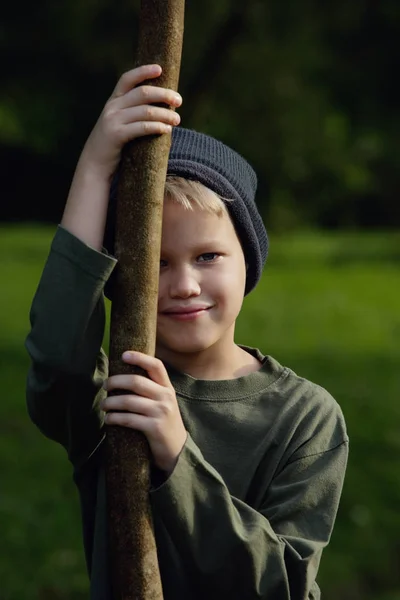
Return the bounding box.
[156,333,217,357]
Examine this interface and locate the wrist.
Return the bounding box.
[75,151,113,187]
[164,431,188,476]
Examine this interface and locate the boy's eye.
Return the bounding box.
[160,254,220,267]
[197,253,219,262]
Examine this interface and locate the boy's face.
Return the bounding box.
[156,197,246,362]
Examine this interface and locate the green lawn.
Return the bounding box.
[1,224,400,599]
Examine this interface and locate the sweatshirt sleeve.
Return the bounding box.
[150,401,348,600]
[25,226,117,468]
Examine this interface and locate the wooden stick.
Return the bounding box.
[105,1,185,598]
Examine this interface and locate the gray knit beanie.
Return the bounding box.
[104,127,268,296]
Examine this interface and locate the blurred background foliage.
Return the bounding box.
[1,0,399,228]
[1,1,400,599]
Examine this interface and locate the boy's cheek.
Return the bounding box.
[157,280,168,305]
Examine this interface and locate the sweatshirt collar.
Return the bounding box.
[165,346,283,401]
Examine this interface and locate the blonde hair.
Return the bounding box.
[164,175,231,216]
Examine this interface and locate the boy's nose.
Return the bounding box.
[169,268,201,299]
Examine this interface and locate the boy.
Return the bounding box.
[25,64,348,599]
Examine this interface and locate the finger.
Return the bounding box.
[105,411,149,432]
[105,374,161,399]
[102,394,157,416]
[119,85,182,110]
[119,121,173,142]
[122,352,172,388]
[120,105,180,127]
[111,64,162,98]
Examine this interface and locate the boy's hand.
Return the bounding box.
[81,64,182,180]
[101,351,187,475]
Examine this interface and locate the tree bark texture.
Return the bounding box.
[105,1,185,599]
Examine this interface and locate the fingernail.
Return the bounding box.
[102,380,108,390]
[122,351,134,360]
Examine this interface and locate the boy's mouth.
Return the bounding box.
[160,304,212,321]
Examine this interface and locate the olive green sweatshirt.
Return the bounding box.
[25,226,348,600]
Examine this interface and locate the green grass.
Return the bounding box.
[1,223,400,599]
